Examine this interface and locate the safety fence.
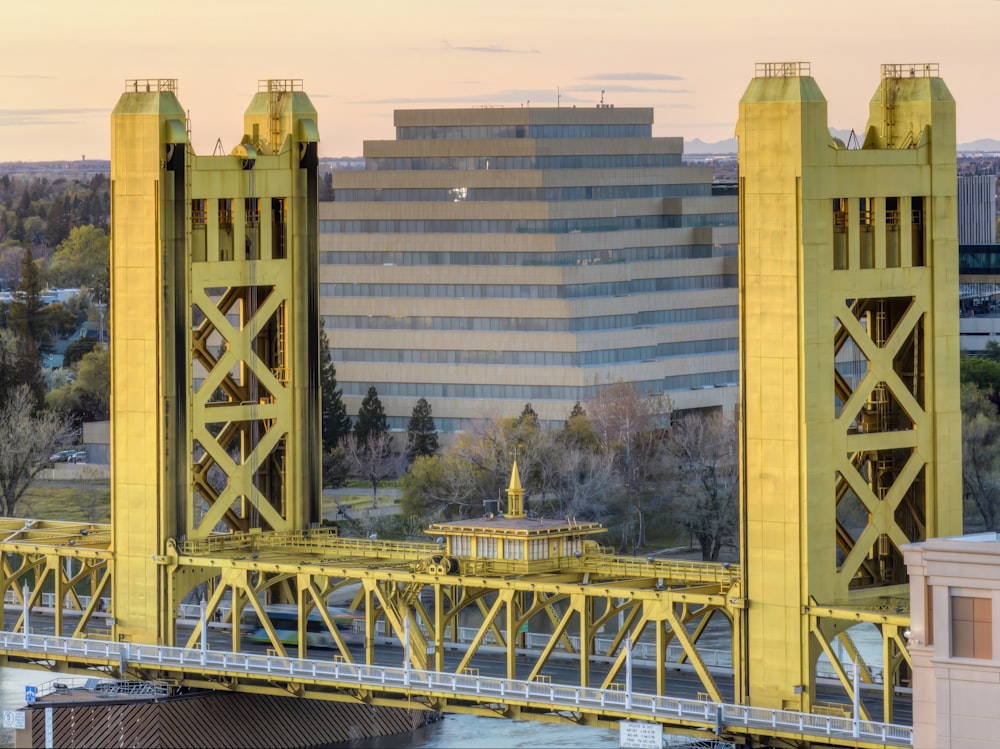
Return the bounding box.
[0,631,911,746]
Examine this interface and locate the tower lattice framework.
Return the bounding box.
[736,62,962,714]
[109,79,321,644]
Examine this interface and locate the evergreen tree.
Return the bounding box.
[567,401,586,421]
[44,195,69,247]
[319,324,351,450]
[322,445,349,489]
[517,402,540,430]
[406,397,439,461]
[355,386,388,447]
[562,400,599,450]
[7,248,45,400]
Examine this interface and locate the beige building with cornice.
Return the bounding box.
[905,534,1000,749]
[318,106,739,431]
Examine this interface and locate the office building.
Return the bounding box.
[319,106,739,431]
[957,174,997,244]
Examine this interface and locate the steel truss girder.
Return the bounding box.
[0,526,112,639]
[190,262,293,539]
[806,603,911,723]
[167,549,738,701]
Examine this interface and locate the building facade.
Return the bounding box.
[319,106,739,431]
[904,534,1000,749]
[957,174,997,244]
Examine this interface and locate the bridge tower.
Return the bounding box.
[735,63,962,711]
[109,79,322,644]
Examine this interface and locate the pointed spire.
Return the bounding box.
[506,460,524,518]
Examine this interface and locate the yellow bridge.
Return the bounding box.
[0,62,962,748]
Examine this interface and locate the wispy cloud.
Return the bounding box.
[0,108,107,127]
[580,72,684,82]
[441,40,540,54]
[350,88,582,106]
[565,84,690,95]
[348,85,692,107]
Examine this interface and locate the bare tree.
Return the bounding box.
[536,443,619,522]
[448,414,548,512]
[588,381,671,552]
[342,431,403,508]
[401,453,494,522]
[0,385,67,517]
[662,409,739,561]
[400,413,550,522]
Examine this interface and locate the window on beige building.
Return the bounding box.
[951,594,992,659]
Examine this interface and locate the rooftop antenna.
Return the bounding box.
[601,89,605,106]
[557,87,561,108]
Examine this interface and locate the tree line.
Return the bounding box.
[959,341,1000,533]
[319,340,741,560]
[0,173,111,518]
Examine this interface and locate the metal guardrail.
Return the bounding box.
[177,529,439,558]
[7,592,881,682]
[29,676,169,699]
[0,631,912,746]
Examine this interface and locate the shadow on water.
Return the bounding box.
[329,714,619,749]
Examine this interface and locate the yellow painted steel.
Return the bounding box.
[0,519,112,639]
[736,62,961,714]
[110,79,322,645]
[0,69,960,747]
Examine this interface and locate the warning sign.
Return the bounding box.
[619,720,662,749]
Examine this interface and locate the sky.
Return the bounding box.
[1,0,998,162]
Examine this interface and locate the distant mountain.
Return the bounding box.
[959,138,1000,153]
[685,131,1000,155]
[684,138,737,155]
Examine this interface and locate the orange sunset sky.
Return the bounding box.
[2,0,998,162]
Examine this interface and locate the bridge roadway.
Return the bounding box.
[0,523,914,746]
[5,614,912,748]
[14,607,911,725]
[0,630,911,748]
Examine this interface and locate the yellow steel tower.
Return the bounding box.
[736,63,962,712]
[110,79,321,644]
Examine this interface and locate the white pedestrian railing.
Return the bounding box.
[0,631,911,747]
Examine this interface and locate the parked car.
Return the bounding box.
[49,449,76,463]
[70,451,87,464]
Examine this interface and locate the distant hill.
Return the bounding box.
[0,160,110,178]
[685,131,1000,155]
[959,138,1000,153]
[684,138,737,155]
